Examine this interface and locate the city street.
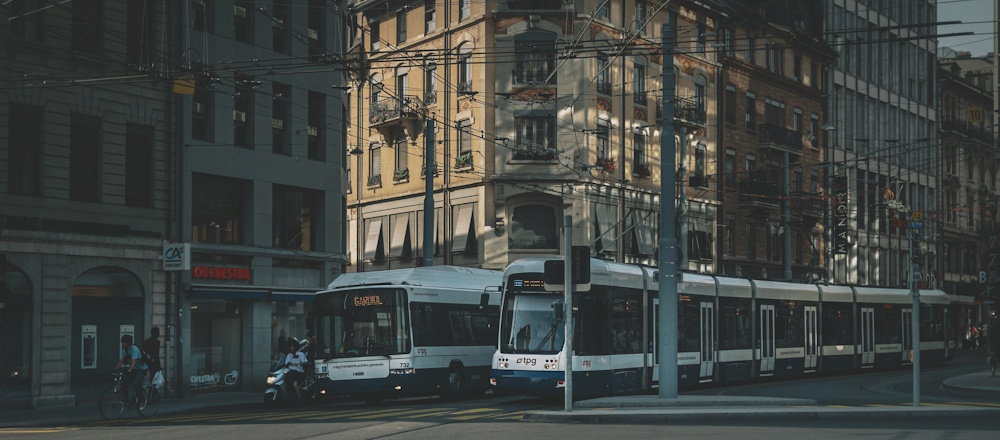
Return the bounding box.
[2,351,998,439]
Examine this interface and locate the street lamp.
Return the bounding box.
[351,145,364,271]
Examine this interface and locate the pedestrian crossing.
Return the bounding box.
[89,405,525,426]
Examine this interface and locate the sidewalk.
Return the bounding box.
[0,392,260,429]
[523,371,1000,424]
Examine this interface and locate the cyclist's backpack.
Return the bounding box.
[136,347,155,369]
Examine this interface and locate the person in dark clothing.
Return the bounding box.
[988,313,999,377]
[143,327,162,373]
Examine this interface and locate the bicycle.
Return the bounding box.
[99,369,160,420]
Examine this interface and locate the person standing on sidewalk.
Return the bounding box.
[988,313,999,377]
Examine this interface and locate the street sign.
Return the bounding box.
[968,105,984,123]
[909,221,923,229]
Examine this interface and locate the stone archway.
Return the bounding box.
[70,266,144,395]
[0,260,33,401]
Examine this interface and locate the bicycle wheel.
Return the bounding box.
[137,386,160,418]
[99,388,126,420]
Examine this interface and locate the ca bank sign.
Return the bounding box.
[163,243,190,271]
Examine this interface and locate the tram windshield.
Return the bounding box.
[501,294,565,354]
[316,288,409,358]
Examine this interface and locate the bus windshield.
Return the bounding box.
[317,288,410,358]
[501,294,565,354]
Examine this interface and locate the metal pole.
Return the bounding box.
[617,0,627,263]
[783,151,792,280]
[423,118,435,267]
[563,215,574,411]
[658,23,679,399]
[910,229,921,406]
[679,126,687,269]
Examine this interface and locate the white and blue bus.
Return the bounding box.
[313,266,502,402]
[491,256,951,397]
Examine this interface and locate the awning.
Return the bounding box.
[594,204,614,251]
[452,204,475,252]
[632,211,655,256]
[389,215,411,258]
[363,218,384,261]
[272,290,321,302]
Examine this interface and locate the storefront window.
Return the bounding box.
[190,299,242,391]
[271,299,313,365]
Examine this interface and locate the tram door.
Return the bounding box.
[901,308,913,363]
[650,298,659,384]
[943,306,952,359]
[804,306,818,370]
[860,307,875,366]
[700,302,714,379]
[759,304,775,374]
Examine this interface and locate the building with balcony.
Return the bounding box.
[0,1,171,408]
[938,52,996,329]
[822,0,939,288]
[715,1,834,281]
[345,0,727,274]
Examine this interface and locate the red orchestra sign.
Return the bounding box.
[192,265,251,281]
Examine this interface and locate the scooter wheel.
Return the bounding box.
[263,392,279,409]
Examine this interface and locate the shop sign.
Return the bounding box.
[163,243,190,271]
[192,265,251,281]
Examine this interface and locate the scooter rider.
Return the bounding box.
[284,339,307,401]
[114,335,148,404]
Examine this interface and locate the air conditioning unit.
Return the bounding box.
[233,110,246,122]
[307,125,319,136]
[308,28,319,40]
[234,5,246,18]
[272,118,284,129]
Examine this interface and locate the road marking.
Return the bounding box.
[952,402,1000,408]
[826,405,852,409]
[447,408,502,420]
[254,410,330,421]
[348,407,453,420]
[481,411,523,419]
[300,408,380,420]
[402,410,454,418]
[0,428,79,434]
[866,404,894,407]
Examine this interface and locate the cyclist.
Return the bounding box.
[114,335,148,405]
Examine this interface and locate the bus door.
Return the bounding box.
[860,307,875,366]
[901,308,912,363]
[943,306,952,359]
[804,305,818,370]
[700,301,714,379]
[759,304,775,374]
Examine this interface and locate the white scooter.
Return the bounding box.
[263,339,314,409]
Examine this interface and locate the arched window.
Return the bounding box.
[509,203,559,250]
[0,262,32,383]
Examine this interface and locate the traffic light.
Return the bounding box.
[542,246,591,285]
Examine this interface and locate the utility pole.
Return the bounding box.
[423,118,434,267]
[658,23,680,399]
[783,151,792,280]
[910,228,921,406]
[679,127,687,269]
[563,215,574,411]
[617,0,628,263]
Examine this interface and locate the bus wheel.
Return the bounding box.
[444,366,465,399]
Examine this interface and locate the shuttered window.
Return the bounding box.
[70,114,101,202]
[125,123,154,207]
[8,105,42,195]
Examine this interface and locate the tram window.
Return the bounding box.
[774,302,804,348]
[573,293,608,355]
[719,298,751,350]
[610,289,642,354]
[678,301,701,352]
[822,304,851,345]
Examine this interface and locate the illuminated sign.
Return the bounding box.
[353,295,383,306]
[192,265,251,281]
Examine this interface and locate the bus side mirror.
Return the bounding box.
[552,300,565,323]
[480,292,490,309]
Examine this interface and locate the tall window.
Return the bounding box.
[9,0,45,42]
[307,0,326,61]
[635,0,647,28]
[7,105,42,195]
[726,218,735,255]
[515,116,555,151]
[765,97,784,126]
[766,42,783,74]
[597,0,609,19]
[596,119,610,158]
[514,35,556,85]
[72,0,103,52]
[696,19,706,53]
[459,0,470,20]
[596,54,611,95]
[192,0,213,33]
[233,0,253,44]
[458,51,472,91]
[725,84,736,125]
[633,63,646,105]
[369,143,382,185]
[424,58,437,104]
[394,135,408,175]
[370,18,380,51]
[457,119,472,167]
[793,54,802,81]
[633,129,646,170]
[192,65,214,141]
[725,150,735,187]
[273,0,290,53]
[793,108,803,133]
[192,173,246,244]
[125,123,154,207]
[272,83,291,155]
[694,145,706,183]
[745,36,755,63]
[273,185,317,251]
[70,114,101,203]
[307,91,326,161]
[745,91,756,129]
[234,74,255,148]
[396,9,407,44]
[746,223,756,258]
[745,154,756,180]
[810,114,819,148]
[425,0,436,33]
[127,0,153,67]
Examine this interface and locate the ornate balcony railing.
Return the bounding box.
[757,123,804,152]
[369,95,425,126]
[458,81,474,95]
[738,179,780,206]
[633,90,647,106]
[674,96,706,125]
[596,80,612,96]
[512,144,556,161]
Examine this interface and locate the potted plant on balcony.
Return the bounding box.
[513,145,556,161]
[393,168,410,182]
[367,174,381,187]
[455,151,473,168]
[635,162,651,177]
[595,155,615,172]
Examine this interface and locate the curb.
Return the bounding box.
[522,407,1000,423]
